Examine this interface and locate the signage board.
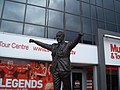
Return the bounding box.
[0,58,54,90]
[104,36,120,66]
[0,32,98,64]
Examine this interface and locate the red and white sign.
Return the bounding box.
[104,37,120,66]
[75,80,80,87]
[87,79,93,90]
[0,32,98,64]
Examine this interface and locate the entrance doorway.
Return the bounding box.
[62,66,95,90]
[106,66,118,90]
[72,72,83,90]
[72,70,86,90]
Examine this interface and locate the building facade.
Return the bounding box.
[0,0,120,90]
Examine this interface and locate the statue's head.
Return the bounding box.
[56,31,65,43]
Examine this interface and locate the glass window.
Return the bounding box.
[91,20,97,35]
[48,28,63,39]
[49,0,64,11]
[65,31,79,42]
[98,21,105,29]
[66,14,80,32]
[104,9,115,23]
[103,0,114,10]
[90,0,95,5]
[91,5,97,19]
[96,0,102,7]
[26,5,45,25]
[0,0,4,17]
[106,23,117,32]
[11,0,26,3]
[48,10,63,29]
[83,34,92,44]
[1,20,23,34]
[93,35,96,45]
[116,13,120,26]
[114,0,120,13]
[82,18,91,34]
[3,1,25,21]
[82,2,90,17]
[66,0,80,15]
[28,0,46,7]
[81,0,89,3]
[24,24,44,37]
[96,7,104,20]
[106,66,118,90]
[118,26,120,33]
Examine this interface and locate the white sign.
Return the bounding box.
[104,37,120,66]
[0,32,98,64]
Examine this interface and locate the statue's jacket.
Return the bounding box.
[51,42,71,72]
[34,34,81,73]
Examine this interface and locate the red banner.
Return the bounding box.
[0,59,54,90]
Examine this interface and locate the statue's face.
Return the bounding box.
[56,31,64,43]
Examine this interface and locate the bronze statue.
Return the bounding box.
[29,31,83,90]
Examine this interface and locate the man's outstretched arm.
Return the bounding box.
[29,39,52,51]
[68,33,84,50]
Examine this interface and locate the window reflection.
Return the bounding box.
[96,7,104,20]
[28,0,46,7]
[83,34,92,44]
[26,5,45,25]
[48,10,63,29]
[12,0,26,3]
[81,0,89,3]
[65,31,78,42]
[66,0,80,15]
[82,18,91,34]
[0,0,118,46]
[98,21,105,29]
[106,23,117,32]
[118,26,120,33]
[0,0,4,17]
[1,20,23,34]
[115,0,120,13]
[90,0,95,5]
[103,0,114,10]
[93,35,96,45]
[91,5,97,19]
[49,0,64,11]
[3,1,25,21]
[96,0,102,7]
[48,28,63,39]
[24,24,44,37]
[91,20,97,35]
[82,2,90,17]
[116,13,120,26]
[66,14,80,32]
[104,10,115,23]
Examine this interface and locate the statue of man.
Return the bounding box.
[29,31,83,90]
